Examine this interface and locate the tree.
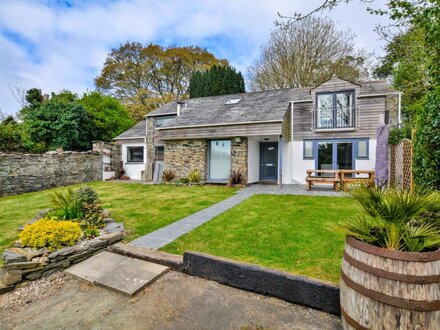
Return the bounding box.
[95,42,228,120]
[0,116,27,152]
[247,16,369,91]
[79,91,134,142]
[189,65,245,98]
[374,26,430,124]
[23,91,90,151]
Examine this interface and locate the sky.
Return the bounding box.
[0,0,391,116]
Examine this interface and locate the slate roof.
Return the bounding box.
[113,120,146,140]
[145,79,396,129]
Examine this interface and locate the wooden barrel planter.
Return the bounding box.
[340,236,440,329]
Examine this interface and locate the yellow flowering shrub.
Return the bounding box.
[19,217,82,251]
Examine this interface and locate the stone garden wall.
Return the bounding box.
[0,151,102,197]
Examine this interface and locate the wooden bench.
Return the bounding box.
[340,170,375,190]
[306,170,341,191]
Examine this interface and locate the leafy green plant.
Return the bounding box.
[188,170,201,183]
[162,170,176,182]
[343,184,440,252]
[83,225,100,239]
[179,177,190,184]
[51,188,83,220]
[76,185,101,210]
[19,218,82,251]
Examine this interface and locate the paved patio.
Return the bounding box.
[130,184,344,249]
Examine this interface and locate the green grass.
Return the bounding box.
[0,182,237,256]
[161,194,361,283]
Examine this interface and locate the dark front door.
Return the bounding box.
[260,142,278,181]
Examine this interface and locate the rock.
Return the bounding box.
[42,268,62,278]
[14,240,22,248]
[32,208,51,221]
[103,222,124,234]
[44,259,70,271]
[103,217,115,224]
[2,249,27,263]
[4,261,42,270]
[0,285,15,295]
[48,245,88,261]
[31,256,49,264]
[88,238,108,249]
[0,268,22,286]
[25,271,43,280]
[99,231,124,245]
[68,250,94,264]
[21,265,45,275]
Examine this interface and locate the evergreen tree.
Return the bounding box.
[189,65,245,98]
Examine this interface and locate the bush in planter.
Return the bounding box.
[343,184,440,252]
[228,169,245,186]
[19,218,82,251]
[50,188,83,220]
[179,177,190,184]
[162,170,176,182]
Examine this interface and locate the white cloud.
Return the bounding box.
[0,0,391,115]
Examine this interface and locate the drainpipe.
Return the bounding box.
[278,135,283,188]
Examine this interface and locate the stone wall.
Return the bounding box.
[164,139,208,180]
[231,138,248,183]
[0,151,102,197]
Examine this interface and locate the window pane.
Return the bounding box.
[127,147,144,162]
[336,92,353,128]
[156,116,175,127]
[337,142,353,171]
[317,142,333,174]
[317,94,333,129]
[304,141,313,158]
[209,140,231,180]
[155,146,164,160]
[358,140,368,158]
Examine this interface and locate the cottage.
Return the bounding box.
[114,76,399,185]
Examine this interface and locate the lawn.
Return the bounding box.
[161,194,361,283]
[0,182,237,256]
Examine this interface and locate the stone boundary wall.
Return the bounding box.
[0,151,102,197]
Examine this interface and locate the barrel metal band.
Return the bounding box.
[340,306,370,330]
[346,236,440,262]
[343,251,440,284]
[341,271,440,311]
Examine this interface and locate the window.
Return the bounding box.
[155,145,164,160]
[224,97,242,105]
[155,116,176,128]
[127,147,144,163]
[357,139,369,158]
[209,140,231,181]
[316,91,354,129]
[303,140,314,159]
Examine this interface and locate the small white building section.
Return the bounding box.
[113,120,147,181]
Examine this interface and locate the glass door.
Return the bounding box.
[316,140,353,173]
[209,140,231,181]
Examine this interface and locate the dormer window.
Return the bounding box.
[224,97,242,105]
[315,91,355,129]
[155,115,176,128]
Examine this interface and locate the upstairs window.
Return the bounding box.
[155,116,176,128]
[127,147,144,163]
[316,91,355,129]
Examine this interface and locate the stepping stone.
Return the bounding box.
[65,251,169,297]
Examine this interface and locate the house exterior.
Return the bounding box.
[115,76,399,185]
[113,120,147,180]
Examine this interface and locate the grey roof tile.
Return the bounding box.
[113,120,146,140]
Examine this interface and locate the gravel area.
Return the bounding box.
[0,273,68,309]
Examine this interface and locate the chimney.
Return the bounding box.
[176,101,185,116]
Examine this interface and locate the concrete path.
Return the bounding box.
[65,251,168,296]
[130,184,344,250]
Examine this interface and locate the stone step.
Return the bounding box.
[65,251,169,297]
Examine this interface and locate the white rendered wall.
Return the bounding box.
[247,138,260,183]
[121,142,146,180]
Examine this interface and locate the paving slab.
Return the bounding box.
[95,258,168,297]
[65,251,169,297]
[65,251,129,284]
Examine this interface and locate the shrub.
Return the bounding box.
[83,225,99,239]
[51,188,83,220]
[188,170,201,183]
[179,177,190,184]
[76,185,100,210]
[19,218,82,251]
[343,184,440,252]
[162,170,176,182]
[228,169,245,185]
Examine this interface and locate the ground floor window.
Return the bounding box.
[209,140,231,181]
[303,138,369,171]
[155,145,164,160]
[127,146,144,163]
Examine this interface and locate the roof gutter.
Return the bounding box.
[157,119,283,130]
